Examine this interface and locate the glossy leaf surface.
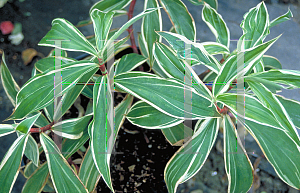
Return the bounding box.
[0,134,29,193]
[90,75,114,191]
[40,133,88,193]
[141,0,162,66]
[115,72,219,120]
[161,123,193,146]
[202,3,230,47]
[127,100,183,129]
[22,163,49,193]
[223,115,253,193]
[164,118,219,193]
[52,114,92,139]
[160,0,196,40]
[39,19,98,56]
[79,147,100,192]
[10,61,98,120]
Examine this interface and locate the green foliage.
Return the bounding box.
[0,1,299,193]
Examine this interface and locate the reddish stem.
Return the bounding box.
[98,58,107,75]
[214,103,229,115]
[220,58,225,64]
[219,106,229,114]
[206,85,212,91]
[127,0,138,54]
[30,122,54,133]
[215,102,221,112]
[227,79,237,92]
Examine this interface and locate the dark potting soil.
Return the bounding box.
[96,119,179,193]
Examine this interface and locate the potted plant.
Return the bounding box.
[0,0,299,192]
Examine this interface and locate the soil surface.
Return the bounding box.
[1,0,300,193]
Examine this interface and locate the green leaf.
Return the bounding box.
[52,114,92,139]
[104,8,158,52]
[213,36,279,96]
[217,93,300,189]
[223,115,253,193]
[217,93,285,128]
[38,18,98,56]
[10,61,98,120]
[16,131,40,168]
[270,8,293,28]
[164,118,219,193]
[0,50,20,106]
[114,94,134,142]
[0,124,15,137]
[253,59,264,73]
[276,95,300,129]
[82,84,94,99]
[138,32,149,58]
[188,0,218,10]
[127,100,183,129]
[247,81,300,146]
[52,69,96,122]
[26,111,50,128]
[141,0,162,67]
[23,160,38,178]
[160,0,196,40]
[15,112,41,134]
[246,69,300,89]
[201,42,230,55]
[90,0,132,14]
[157,31,220,72]
[47,49,68,57]
[24,60,52,126]
[31,66,38,78]
[115,72,219,119]
[153,41,214,100]
[22,163,49,193]
[42,178,56,193]
[44,102,54,123]
[153,42,185,81]
[202,3,230,48]
[203,70,217,82]
[240,2,269,49]
[90,9,114,52]
[152,60,170,78]
[244,76,283,93]
[24,135,39,166]
[79,147,100,192]
[0,134,29,193]
[62,131,89,159]
[263,55,282,70]
[115,53,147,75]
[90,75,114,192]
[161,123,193,146]
[242,118,300,189]
[40,133,88,193]
[35,56,76,73]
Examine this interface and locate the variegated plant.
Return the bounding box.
[0,0,299,193]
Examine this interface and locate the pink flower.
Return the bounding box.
[0,21,14,35]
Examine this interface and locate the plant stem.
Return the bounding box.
[227,79,237,92]
[220,58,225,64]
[127,0,138,54]
[98,58,107,75]
[30,122,54,133]
[214,102,229,115]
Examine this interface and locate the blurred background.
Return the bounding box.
[0,0,299,192]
